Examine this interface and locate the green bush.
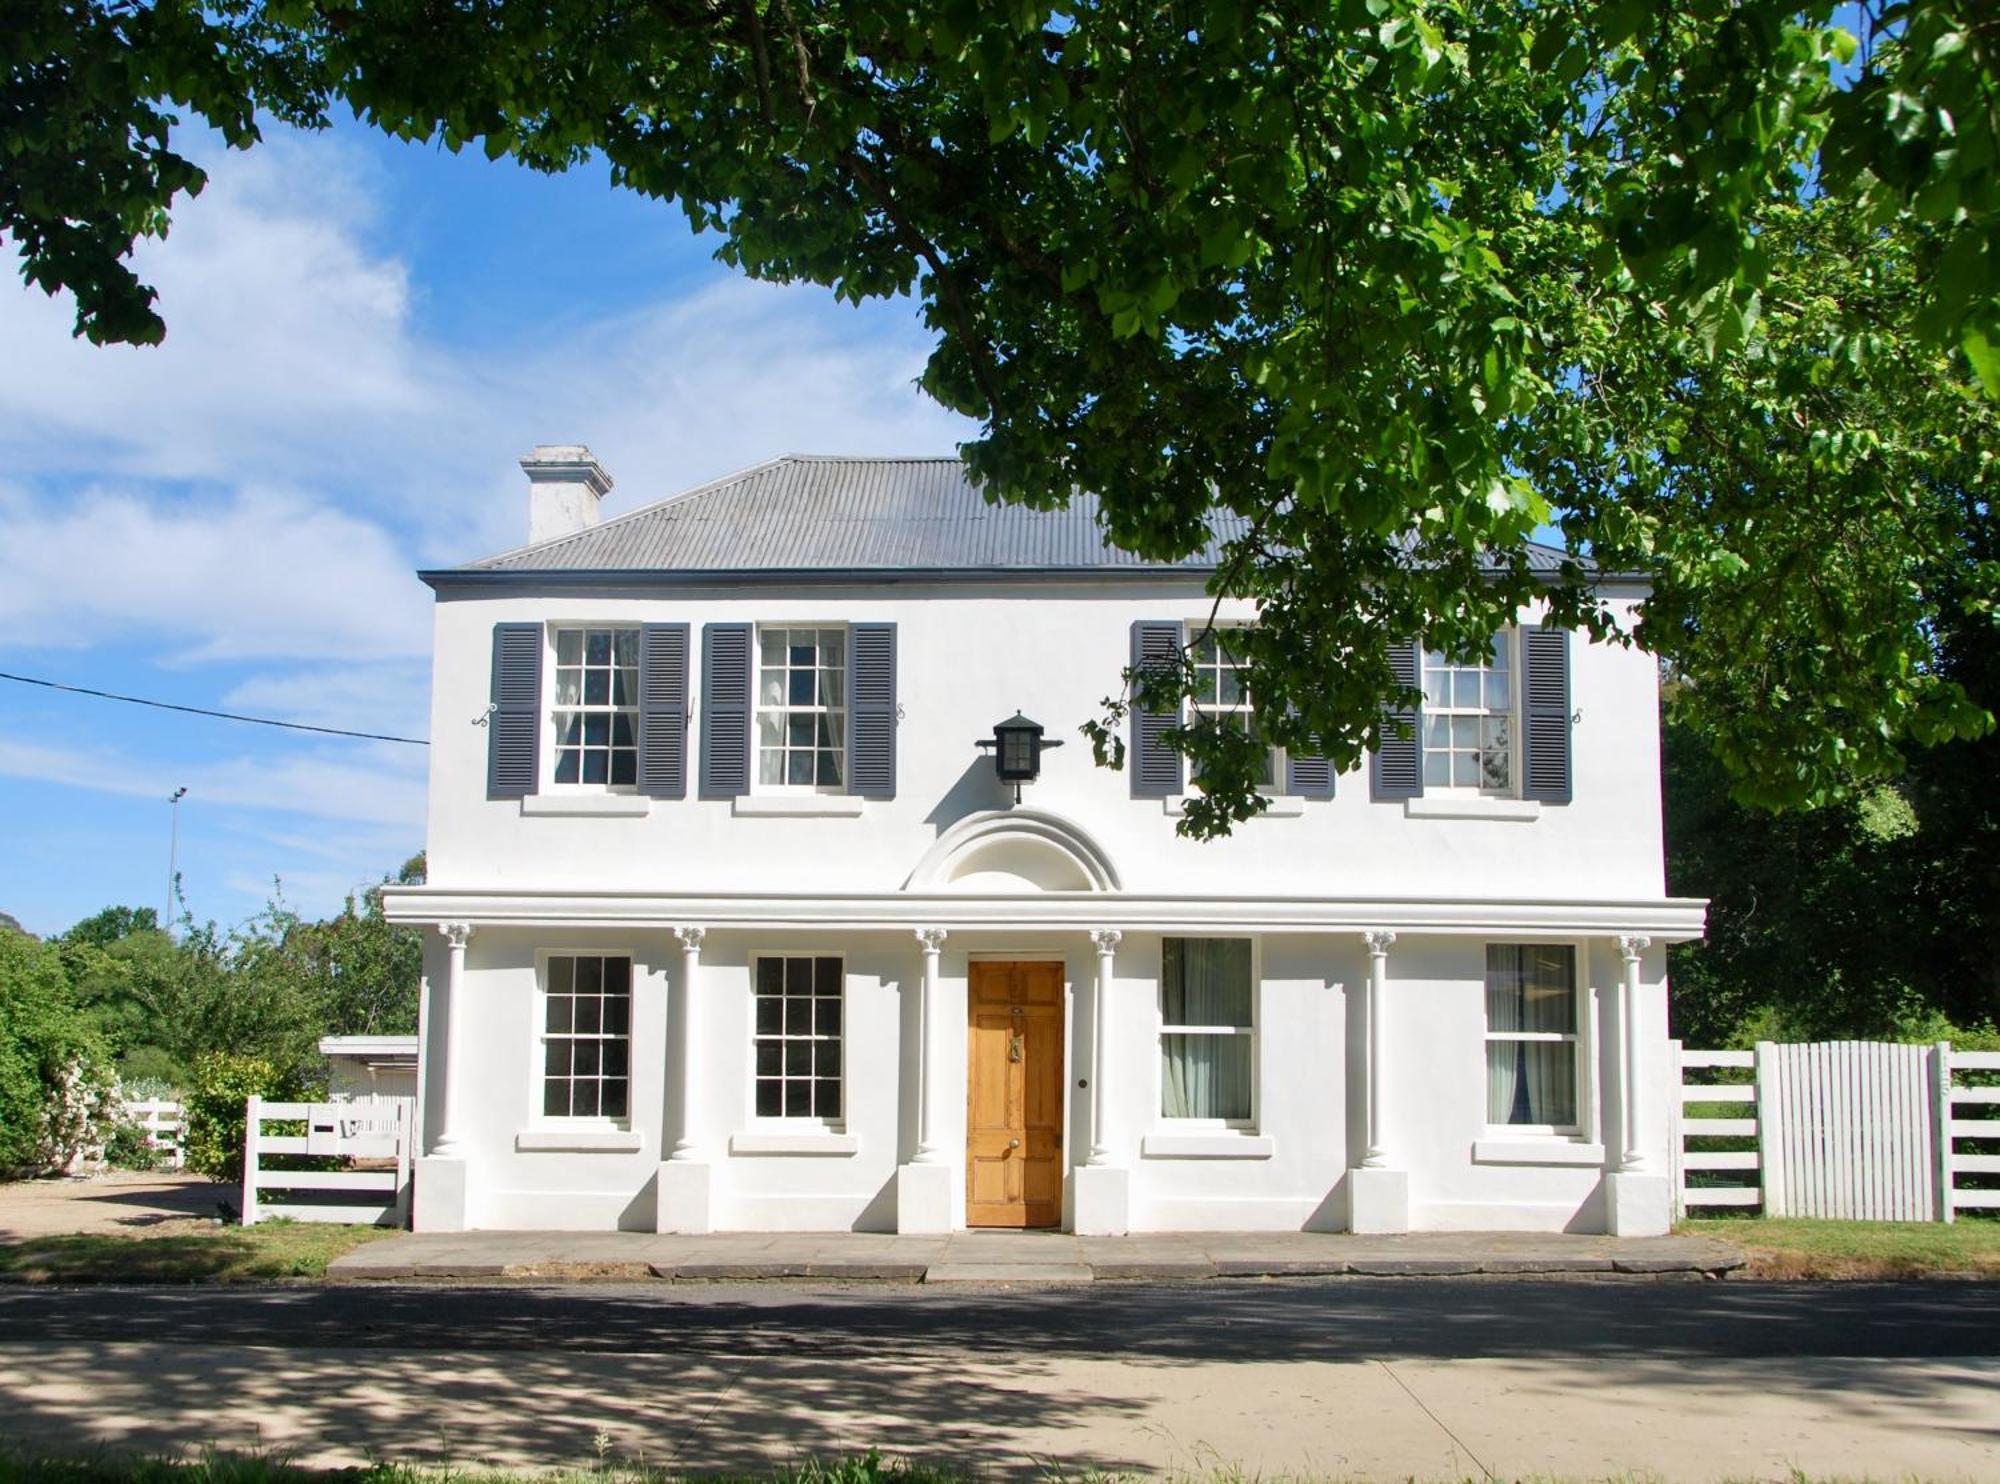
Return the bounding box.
[0,931,113,1176]
[103,1120,159,1172]
[182,1053,302,1184]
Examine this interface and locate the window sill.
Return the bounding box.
[1163,796,1306,819]
[1405,796,1541,822]
[521,794,652,818]
[1472,1138,1604,1167]
[515,1128,644,1153]
[732,794,866,817]
[729,1130,860,1156]
[1141,1131,1276,1160]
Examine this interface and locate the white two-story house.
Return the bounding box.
[380,447,1706,1238]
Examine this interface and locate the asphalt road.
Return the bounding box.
[2,1275,1996,1360]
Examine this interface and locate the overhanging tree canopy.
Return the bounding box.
[6,0,1996,831]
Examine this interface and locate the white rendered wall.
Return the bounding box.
[421,578,1666,903]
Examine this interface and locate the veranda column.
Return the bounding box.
[1074,928,1130,1235]
[430,921,473,1157]
[1086,928,1123,1166]
[1604,933,1671,1235]
[1347,929,1409,1233]
[1615,935,1651,1172]
[913,927,948,1164]
[657,924,715,1233]
[895,926,955,1232]
[412,921,473,1232]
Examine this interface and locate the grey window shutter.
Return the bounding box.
[846,623,897,798]
[1130,620,1185,798]
[1520,626,1574,804]
[487,622,542,800]
[1286,747,1335,799]
[699,623,753,798]
[638,623,690,799]
[1370,637,1423,801]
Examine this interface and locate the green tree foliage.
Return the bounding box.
[181,1051,302,1183]
[0,928,112,1174]
[4,1,1997,831]
[0,860,422,1177]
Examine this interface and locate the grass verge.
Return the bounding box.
[0,1222,394,1284]
[1679,1215,2000,1278]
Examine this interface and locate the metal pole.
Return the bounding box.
[165,786,187,936]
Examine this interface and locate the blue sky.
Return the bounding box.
[0,118,971,938]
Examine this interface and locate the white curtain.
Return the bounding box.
[1485,945,1577,1125]
[1162,939,1253,1120]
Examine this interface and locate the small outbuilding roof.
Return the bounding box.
[437,454,1583,581]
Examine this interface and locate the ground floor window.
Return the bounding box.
[754,955,843,1120]
[542,954,631,1119]
[1484,944,1578,1128]
[1160,937,1254,1121]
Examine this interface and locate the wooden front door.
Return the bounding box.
[966,961,1065,1228]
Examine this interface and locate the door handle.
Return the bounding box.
[1009,1033,1023,1062]
[1009,1138,1020,1150]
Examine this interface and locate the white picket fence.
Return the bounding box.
[123,1098,186,1169]
[241,1096,414,1227]
[1671,1040,2000,1222]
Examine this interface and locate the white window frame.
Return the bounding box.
[1481,940,1586,1139]
[531,948,636,1129]
[1157,935,1260,1131]
[1422,630,1519,797]
[754,625,849,794]
[746,949,847,1130]
[546,624,641,793]
[1187,624,1282,793]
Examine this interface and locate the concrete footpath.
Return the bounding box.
[0,1328,1991,1478]
[330,1228,1746,1283]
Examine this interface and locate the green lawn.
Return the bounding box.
[0,1222,394,1284]
[0,1453,963,1484]
[1679,1215,2000,1278]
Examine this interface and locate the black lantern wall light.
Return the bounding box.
[977,712,1063,803]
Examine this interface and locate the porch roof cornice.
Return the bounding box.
[379,887,1707,942]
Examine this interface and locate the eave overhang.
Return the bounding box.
[380,886,1707,941]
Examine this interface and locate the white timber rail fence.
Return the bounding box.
[123,1098,185,1169]
[1669,1040,2000,1222]
[241,1096,414,1228]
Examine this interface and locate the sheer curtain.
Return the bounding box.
[1162,938,1254,1120]
[1485,945,1577,1126]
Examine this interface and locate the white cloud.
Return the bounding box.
[222,661,432,740]
[0,733,426,829]
[0,483,432,662]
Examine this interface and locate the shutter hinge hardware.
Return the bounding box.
[1572,708,1583,726]
[473,703,496,728]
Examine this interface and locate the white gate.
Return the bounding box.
[1761,1041,1934,1220]
[241,1096,413,1227]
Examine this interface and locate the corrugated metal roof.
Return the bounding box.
[460,454,1575,576]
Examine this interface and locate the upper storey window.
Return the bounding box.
[1189,628,1278,790]
[552,627,639,788]
[757,627,846,790]
[1422,635,1513,794]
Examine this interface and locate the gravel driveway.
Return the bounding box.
[0,1171,223,1241]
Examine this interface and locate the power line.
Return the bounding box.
[0,670,429,745]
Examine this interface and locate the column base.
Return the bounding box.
[656,1159,715,1234]
[413,1156,469,1232]
[1604,1170,1672,1237]
[894,1161,955,1234]
[1072,1163,1131,1236]
[1347,1166,1410,1234]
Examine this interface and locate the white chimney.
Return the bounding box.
[521,445,613,544]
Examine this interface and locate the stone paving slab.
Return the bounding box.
[328,1228,1744,1283]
